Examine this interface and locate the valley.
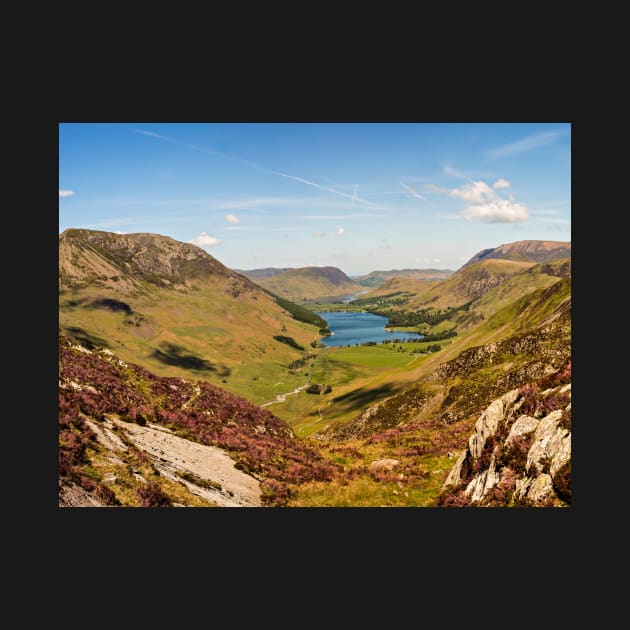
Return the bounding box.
[59,230,571,508]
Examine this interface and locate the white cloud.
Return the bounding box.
[336,227,345,236]
[224,213,239,224]
[426,178,529,224]
[312,231,327,237]
[462,199,528,223]
[114,230,126,235]
[190,232,221,246]
[59,190,75,197]
[487,130,568,159]
[449,181,494,203]
[415,257,442,264]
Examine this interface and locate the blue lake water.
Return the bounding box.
[316,311,423,347]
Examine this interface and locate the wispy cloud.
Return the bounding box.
[416,257,441,264]
[400,182,427,201]
[336,227,346,236]
[224,213,239,224]
[443,165,471,180]
[493,178,511,189]
[487,129,568,159]
[298,213,388,220]
[312,231,327,237]
[190,232,221,246]
[131,127,382,210]
[59,190,75,197]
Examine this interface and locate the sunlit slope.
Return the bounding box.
[59,229,321,404]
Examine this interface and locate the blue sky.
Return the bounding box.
[59,123,571,275]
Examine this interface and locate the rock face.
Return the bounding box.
[439,376,571,507]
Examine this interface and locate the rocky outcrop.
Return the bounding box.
[439,377,571,507]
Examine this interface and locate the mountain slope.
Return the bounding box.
[462,240,570,268]
[353,268,453,288]
[59,333,338,507]
[256,266,361,301]
[321,275,571,441]
[59,229,323,404]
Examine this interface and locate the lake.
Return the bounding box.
[315,311,423,347]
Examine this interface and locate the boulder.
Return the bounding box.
[527,473,555,503]
[505,415,539,446]
[465,455,500,503]
[526,409,567,475]
[443,450,467,487]
[468,388,520,459]
[369,459,400,473]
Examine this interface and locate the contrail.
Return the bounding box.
[131,127,377,208]
[400,182,427,201]
[270,170,377,207]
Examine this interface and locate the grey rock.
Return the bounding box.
[505,415,539,446]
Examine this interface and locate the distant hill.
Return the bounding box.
[256,266,361,301]
[236,267,293,281]
[59,229,323,404]
[353,268,453,288]
[461,240,570,269]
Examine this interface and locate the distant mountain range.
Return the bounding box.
[249,266,360,301]
[235,267,293,281]
[352,268,453,288]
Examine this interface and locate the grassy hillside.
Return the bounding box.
[256,266,361,302]
[59,229,323,405]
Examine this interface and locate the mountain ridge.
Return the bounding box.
[461,240,570,269]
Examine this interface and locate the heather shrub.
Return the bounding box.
[138,482,172,507]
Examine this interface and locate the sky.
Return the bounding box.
[59,122,571,275]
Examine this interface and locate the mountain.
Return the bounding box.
[59,229,324,404]
[461,240,570,269]
[255,266,361,301]
[353,268,453,288]
[59,333,337,507]
[236,267,294,281]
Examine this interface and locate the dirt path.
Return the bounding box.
[113,420,262,507]
[260,384,308,407]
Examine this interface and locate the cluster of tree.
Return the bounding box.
[268,292,328,329]
[273,335,305,351]
[371,300,472,328]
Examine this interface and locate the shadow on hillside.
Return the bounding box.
[151,342,231,376]
[88,297,133,314]
[64,326,111,349]
[331,383,397,413]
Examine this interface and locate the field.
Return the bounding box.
[267,342,450,436]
